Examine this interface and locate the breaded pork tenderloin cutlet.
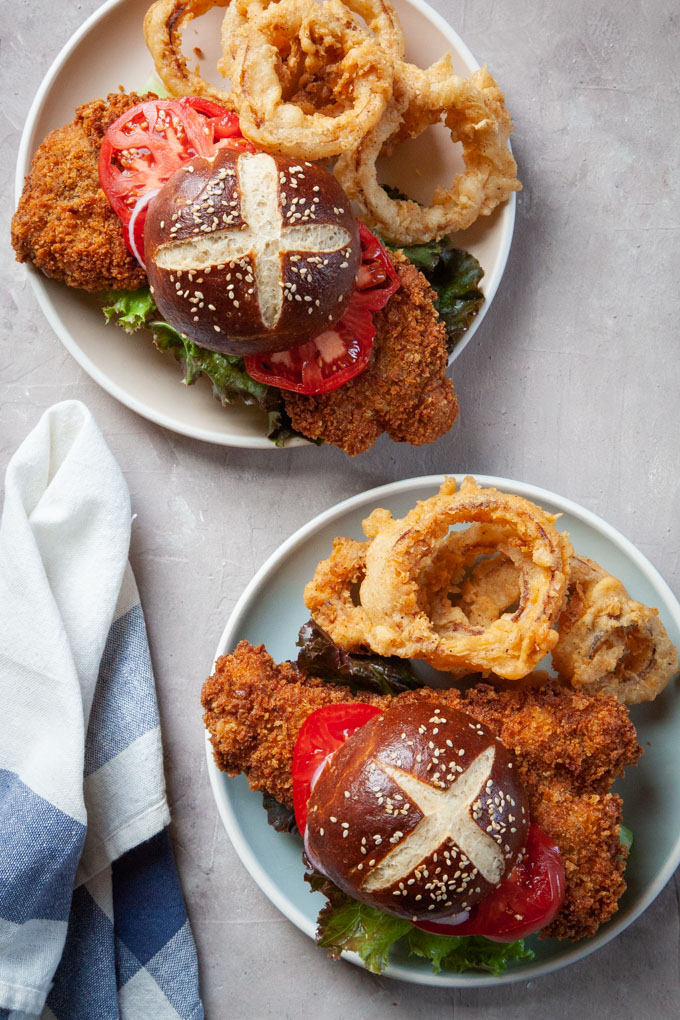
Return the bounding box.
[529,781,625,940]
[202,641,642,941]
[12,93,151,292]
[202,642,384,807]
[450,682,641,794]
[283,251,459,455]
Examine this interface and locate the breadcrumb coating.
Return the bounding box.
[201,642,384,807]
[284,251,459,454]
[446,682,641,794]
[202,641,642,941]
[12,92,151,292]
[529,781,626,940]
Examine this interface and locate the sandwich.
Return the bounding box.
[201,636,642,974]
[11,92,480,453]
[201,479,673,974]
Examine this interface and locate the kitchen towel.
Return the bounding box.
[0,401,202,1020]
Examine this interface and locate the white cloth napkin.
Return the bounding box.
[0,401,201,1019]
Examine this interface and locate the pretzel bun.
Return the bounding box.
[306,700,529,921]
[145,148,360,355]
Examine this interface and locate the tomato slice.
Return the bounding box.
[292,704,382,835]
[99,97,255,261]
[245,311,375,395]
[244,224,400,395]
[353,221,401,311]
[414,824,565,942]
[178,97,245,141]
[99,100,214,222]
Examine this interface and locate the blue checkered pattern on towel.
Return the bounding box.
[45,832,202,1020]
[0,575,203,1019]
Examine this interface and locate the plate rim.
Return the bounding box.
[14,0,515,448]
[206,473,680,986]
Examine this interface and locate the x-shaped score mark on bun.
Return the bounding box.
[306,702,530,920]
[361,748,505,893]
[145,148,361,355]
[156,154,352,327]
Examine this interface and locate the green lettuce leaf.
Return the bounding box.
[379,186,486,352]
[399,238,485,353]
[619,825,633,853]
[405,929,534,976]
[100,287,297,446]
[619,823,634,863]
[262,793,297,834]
[307,870,533,976]
[102,288,156,333]
[296,619,422,696]
[308,872,411,973]
[318,899,411,974]
[139,75,170,98]
[396,239,443,274]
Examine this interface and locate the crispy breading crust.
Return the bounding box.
[202,641,642,942]
[201,642,384,807]
[529,781,626,940]
[12,93,151,292]
[448,682,641,793]
[283,251,459,455]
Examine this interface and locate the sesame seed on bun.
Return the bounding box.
[305,700,529,921]
[145,148,360,356]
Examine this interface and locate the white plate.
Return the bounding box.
[15,0,515,448]
[206,475,680,986]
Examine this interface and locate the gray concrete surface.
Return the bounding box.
[2,0,679,1017]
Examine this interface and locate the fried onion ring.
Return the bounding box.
[144,0,234,105]
[221,0,405,78]
[219,0,274,77]
[303,537,372,648]
[306,478,573,680]
[340,0,405,60]
[456,553,521,629]
[334,65,521,245]
[386,54,458,149]
[416,520,519,633]
[552,556,678,704]
[218,0,242,75]
[227,0,393,159]
[359,478,571,678]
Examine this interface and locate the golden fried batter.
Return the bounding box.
[552,555,678,704]
[201,642,384,807]
[202,641,641,942]
[529,781,626,940]
[284,251,459,455]
[12,93,151,292]
[449,682,641,793]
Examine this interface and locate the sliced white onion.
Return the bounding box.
[303,826,328,877]
[309,752,334,793]
[301,750,335,865]
[417,910,471,929]
[127,188,160,270]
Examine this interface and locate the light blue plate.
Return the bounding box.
[206,475,680,985]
